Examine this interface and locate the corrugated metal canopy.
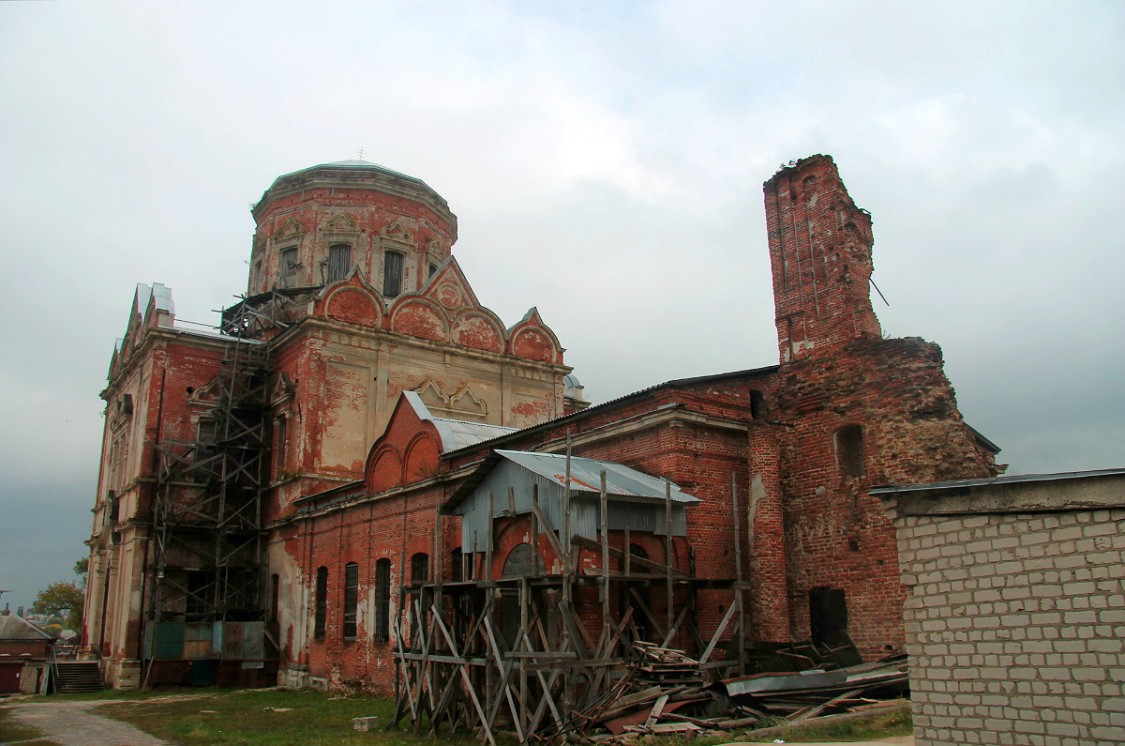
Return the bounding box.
[447,449,700,510]
[496,450,699,503]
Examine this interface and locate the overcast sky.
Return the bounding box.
[1,1,1122,613]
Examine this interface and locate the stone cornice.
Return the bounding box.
[253,165,458,243]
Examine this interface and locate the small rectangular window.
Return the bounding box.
[343,562,359,639]
[314,566,328,640]
[327,244,352,283]
[835,424,865,478]
[374,559,391,643]
[383,251,404,297]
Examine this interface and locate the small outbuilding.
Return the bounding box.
[0,612,55,694]
[874,468,1125,746]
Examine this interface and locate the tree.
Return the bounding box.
[73,557,89,589]
[31,582,84,631]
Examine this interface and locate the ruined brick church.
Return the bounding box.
[83,155,1002,692]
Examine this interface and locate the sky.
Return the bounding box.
[1,1,1122,613]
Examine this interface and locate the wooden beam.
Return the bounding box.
[529,492,567,564]
[570,535,688,578]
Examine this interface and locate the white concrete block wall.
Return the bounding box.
[897,507,1125,746]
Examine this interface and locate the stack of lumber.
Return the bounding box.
[573,655,908,744]
[629,641,703,686]
[716,656,909,718]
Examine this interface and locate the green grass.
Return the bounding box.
[0,702,62,746]
[742,700,913,742]
[92,688,508,746]
[36,686,911,746]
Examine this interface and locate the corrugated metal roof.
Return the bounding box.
[869,467,1125,495]
[440,366,780,458]
[432,418,519,453]
[402,391,518,454]
[0,614,54,641]
[494,450,700,503]
[450,450,698,552]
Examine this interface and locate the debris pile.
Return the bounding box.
[570,643,908,743]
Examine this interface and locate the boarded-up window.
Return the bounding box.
[411,553,429,585]
[835,424,865,478]
[383,250,404,297]
[327,244,352,283]
[273,417,287,480]
[314,566,328,640]
[280,247,298,284]
[501,543,538,579]
[374,559,391,643]
[343,562,359,640]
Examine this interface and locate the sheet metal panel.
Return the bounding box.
[496,450,699,503]
[457,458,690,553]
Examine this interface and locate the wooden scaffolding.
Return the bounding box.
[393,470,752,743]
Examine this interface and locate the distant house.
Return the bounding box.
[0,612,54,694]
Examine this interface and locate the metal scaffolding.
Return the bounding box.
[143,299,278,687]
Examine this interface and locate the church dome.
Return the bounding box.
[246,159,458,298]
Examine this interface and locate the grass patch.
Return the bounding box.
[742,700,913,742]
[93,687,507,746]
[0,703,62,746]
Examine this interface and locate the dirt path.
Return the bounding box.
[1,696,201,746]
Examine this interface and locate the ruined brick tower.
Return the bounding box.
[746,155,1003,656]
[765,155,881,363]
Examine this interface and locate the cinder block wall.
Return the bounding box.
[883,474,1125,746]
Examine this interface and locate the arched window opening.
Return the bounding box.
[835,424,865,478]
[374,559,391,643]
[501,542,539,579]
[314,566,328,641]
[383,250,404,297]
[343,562,359,640]
[411,552,429,585]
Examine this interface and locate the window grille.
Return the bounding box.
[280,247,298,286]
[383,251,404,297]
[374,559,391,642]
[343,562,359,639]
[327,244,352,283]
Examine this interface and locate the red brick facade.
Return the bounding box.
[86,155,1003,691]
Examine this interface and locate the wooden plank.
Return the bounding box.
[529,494,567,568]
[698,597,738,665]
[600,470,609,619]
[486,490,494,581]
[665,478,673,635]
[645,694,669,728]
[571,535,689,577]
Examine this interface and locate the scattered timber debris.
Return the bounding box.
[571,644,908,744]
